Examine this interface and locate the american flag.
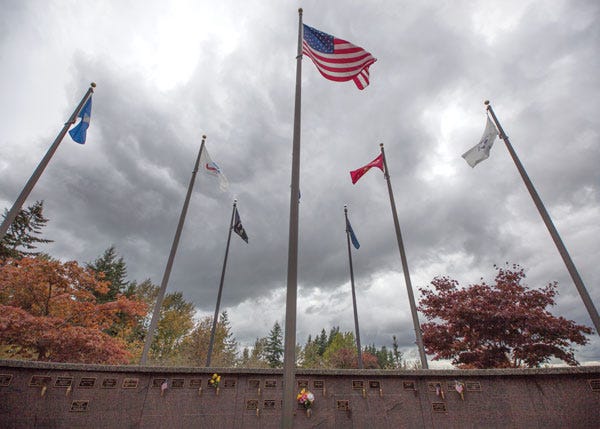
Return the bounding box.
[303,24,377,90]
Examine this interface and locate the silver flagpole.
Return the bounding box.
[0,83,95,240]
[206,200,237,367]
[344,205,363,369]
[281,7,303,428]
[379,143,429,369]
[486,100,600,335]
[140,136,206,365]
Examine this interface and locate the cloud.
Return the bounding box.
[1,0,598,364]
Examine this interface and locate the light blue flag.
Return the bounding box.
[69,97,92,144]
[346,218,360,249]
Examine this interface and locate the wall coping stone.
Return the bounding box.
[2,359,598,377]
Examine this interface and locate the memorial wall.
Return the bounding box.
[0,359,598,428]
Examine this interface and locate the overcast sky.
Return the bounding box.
[1,0,598,366]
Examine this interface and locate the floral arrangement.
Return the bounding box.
[297,388,315,409]
[209,373,221,389]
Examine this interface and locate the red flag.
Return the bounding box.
[350,154,384,184]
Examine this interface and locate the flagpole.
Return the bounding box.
[379,143,429,369]
[206,200,237,367]
[281,7,303,428]
[140,136,206,365]
[0,83,96,240]
[344,205,363,368]
[485,100,600,335]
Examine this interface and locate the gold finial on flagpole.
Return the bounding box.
[298,8,303,14]
[484,100,490,106]
[90,82,96,88]
[380,143,384,148]
[202,135,206,140]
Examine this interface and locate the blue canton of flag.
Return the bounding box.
[69,96,92,144]
[302,24,377,90]
[346,218,360,249]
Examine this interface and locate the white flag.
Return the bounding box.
[462,117,498,168]
[199,146,229,191]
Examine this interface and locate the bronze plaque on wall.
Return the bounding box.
[171,379,185,388]
[402,381,416,390]
[70,400,89,412]
[102,378,117,388]
[263,399,276,409]
[55,377,73,388]
[432,402,447,413]
[79,377,96,388]
[122,378,139,389]
[369,380,381,389]
[352,380,364,390]
[29,376,51,387]
[189,379,202,388]
[336,400,350,411]
[0,374,13,386]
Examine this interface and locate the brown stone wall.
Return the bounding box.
[0,360,598,428]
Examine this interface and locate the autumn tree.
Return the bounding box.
[0,257,146,364]
[419,264,592,368]
[150,291,195,363]
[0,201,52,260]
[179,311,238,367]
[322,330,358,368]
[87,246,128,302]
[300,336,325,368]
[249,337,269,368]
[364,344,397,369]
[126,280,196,364]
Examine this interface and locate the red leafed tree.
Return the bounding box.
[0,257,146,364]
[418,264,592,368]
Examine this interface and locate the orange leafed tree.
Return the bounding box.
[0,257,147,364]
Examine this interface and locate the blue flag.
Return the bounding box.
[69,97,92,144]
[346,218,360,249]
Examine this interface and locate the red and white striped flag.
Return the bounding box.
[303,24,377,90]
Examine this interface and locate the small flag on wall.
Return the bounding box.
[350,153,384,184]
[200,146,229,191]
[69,96,92,144]
[462,117,498,168]
[233,207,248,243]
[302,24,377,90]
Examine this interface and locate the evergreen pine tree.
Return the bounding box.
[265,321,284,368]
[1,201,52,259]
